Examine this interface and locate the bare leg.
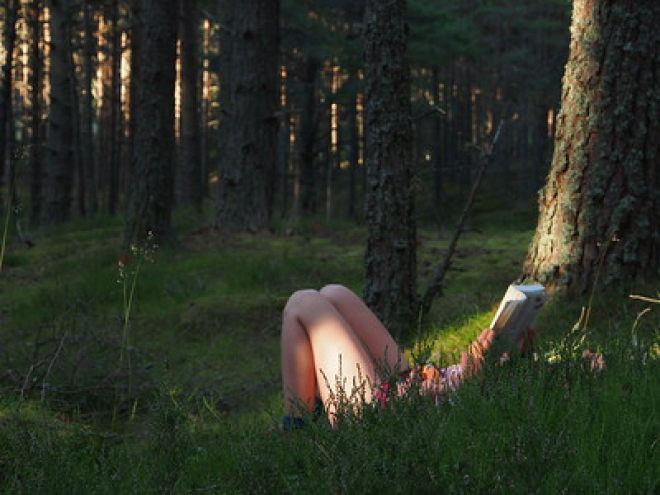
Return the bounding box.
[281,289,377,420]
[319,284,410,373]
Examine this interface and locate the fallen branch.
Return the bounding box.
[420,120,505,319]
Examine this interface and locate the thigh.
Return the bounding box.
[320,284,409,373]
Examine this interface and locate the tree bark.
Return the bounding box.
[44,0,75,224]
[431,66,443,212]
[80,2,98,214]
[297,56,319,216]
[28,0,43,225]
[215,0,280,232]
[524,0,660,292]
[178,0,203,211]
[0,0,18,208]
[124,0,178,246]
[346,70,360,220]
[363,0,417,340]
[108,0,122,216]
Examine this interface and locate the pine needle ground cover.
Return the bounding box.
[0,214,658,493]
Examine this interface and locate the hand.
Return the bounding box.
[460,327,495,376]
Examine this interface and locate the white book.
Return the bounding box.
[490,283,549,341]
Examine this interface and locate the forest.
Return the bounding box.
[0,0,659,492]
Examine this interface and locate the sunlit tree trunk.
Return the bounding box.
[80,2,98,214]
[70,10,85,218]
[44,0,75,224]
[108,0,122,216]
[125,0,140,219]
[363,0,417,339]
[200,17,213,200]
[124,0,178,246]
[28,0,43,225]
[178,0,203,211]
[98,1,122,216]
[216,0,280,232]
[524,0,660,292]
[275,66,291,218]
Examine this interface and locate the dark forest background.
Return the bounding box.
[0,0,569,235]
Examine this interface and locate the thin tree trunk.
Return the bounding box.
[215,0,280,232]
[363,0,417,340]
[108,0,122,216]
[200,17,212,199]
[70,15,85,218]
[44,0,75,224]
[346,70,360,220]
[80,2,98,214]
[297,57,319,216]
[430,66,443,212]
[0,0,18,208]
[28,0,43,226]
[276,68,291,218]
[125,0,141,219]
[124,0,178,246]
[178,0,203,211]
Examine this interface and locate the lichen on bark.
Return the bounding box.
[524,0,660,293]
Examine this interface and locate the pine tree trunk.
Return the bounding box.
[97,11,112,212]
[431,66,443,212]
[108,0,122,216]
[524,0,660,292]
[457,62,472,194]
[296,56,318,216]
[28,0,43,226]
[69,18,85,218]
[124,0,178,246]
[346,70,360,220]
[80,2,98,214]
[363,0,417,339]
[44,0,74,224]
[276,68,291,218]
[0,0,18,208]
[200,17,213,200]
[178,0,203,211]
[215,0,280,232]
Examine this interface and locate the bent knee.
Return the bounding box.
[321,284,361,306]
[320,284,355,304]
[283,289,322,316]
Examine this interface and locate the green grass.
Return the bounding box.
[0,209,658,493]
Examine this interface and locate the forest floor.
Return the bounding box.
[0,205,658,493]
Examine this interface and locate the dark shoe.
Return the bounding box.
[281,415,305,431]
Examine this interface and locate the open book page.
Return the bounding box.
[490,284,549,340]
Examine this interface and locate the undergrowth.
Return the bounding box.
[0,212,658,493]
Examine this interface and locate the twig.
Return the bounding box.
[420,120,505,318]
[630,294,660,304]
[41,327,69,403]
[15,212,35,248]
[0,201,10,272]
[413,105,447,121]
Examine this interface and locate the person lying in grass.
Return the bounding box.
[281,284,607,428]
[280,284,541,429]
